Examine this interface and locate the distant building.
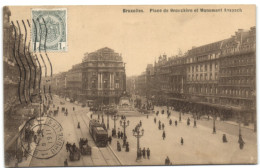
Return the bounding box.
[137,27,256,123]
[81,47,126,104]
[53,47,126,105]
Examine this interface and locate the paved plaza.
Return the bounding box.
[17,96,255,166]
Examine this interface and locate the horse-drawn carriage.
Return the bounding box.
[54,109,59,116]
[68,145,81,161]
[79,138,91,155]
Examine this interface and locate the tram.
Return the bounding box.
[89,120,108,147]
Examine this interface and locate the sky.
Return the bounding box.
[9,5,256,76]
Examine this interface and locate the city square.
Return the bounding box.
[3,5,257,167]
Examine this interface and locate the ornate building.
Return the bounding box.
[81,47,126,105]
[219,27,256,122]
[136,27,256,123]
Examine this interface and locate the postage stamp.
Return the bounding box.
[20,116,64,159]
[31,8,67,52]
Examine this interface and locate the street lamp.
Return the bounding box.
[111,115,119,137]
[102,113,104,124]
[120,117,130,147]
[132,125,144,161]
[106,111,109,129]
[213,111,216,134]
[238,112,242,137]
[179,110,182,122]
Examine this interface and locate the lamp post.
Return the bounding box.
[120,116,130,147]
[238,112,242,137]
[132,125,144,161]
[179,110,182,122]
[106,111,109,129]
[111,115,119,137]
[102,112,104,124]
[213,111,216,134]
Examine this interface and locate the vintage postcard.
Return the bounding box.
[3,5,256,167]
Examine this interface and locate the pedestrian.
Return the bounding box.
[169,119,172,125]
[159,120,161,125]
[118,131,121,139]
[90,114,93,119]
[165,156,170,165]
[187,117,190,126]
[147,114,149,119]
[72,143,76,152]
[108,136,112,144]
[194,120,197,127]
[158,123,161,130]
[181,137,184,145]
[66,142,69,152]
[162,123,165,130]
[34,134,37,143]
[154,117,157,123]
[139,120,142,127]
[126,142,129,152]
[117,141,121,151]
[162,131,166,140]
[64,159,68,166]
[222,134,228,143]
[112,128,116,137]
[175,120,178,126]
[142,147,146,158]
[147,148,150,159]
[121,131,124,139]
[238,135,245,150]
[78,122,80,129]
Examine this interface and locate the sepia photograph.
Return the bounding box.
[3,4,257,167]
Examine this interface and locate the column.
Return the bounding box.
[98,73,100,89]
[109,73,112,89]
[101,73,103,89]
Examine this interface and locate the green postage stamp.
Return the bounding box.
[31,8,67,52]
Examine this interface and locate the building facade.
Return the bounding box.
[135,27,256,123]
[52,47,126,105]
[81,47,126,105]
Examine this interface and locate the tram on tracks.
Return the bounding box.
[89,120,108,147]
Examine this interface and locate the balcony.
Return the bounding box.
[221,45,256,57]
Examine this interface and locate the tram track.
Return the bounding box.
[62,98,122,166]
[76,110,119,166]
[69,111,89,166]
[80,110,123,165]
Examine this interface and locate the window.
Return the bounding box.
[210,73,212,80]
[92,80,96,88]
[210,64,212,71]
[205,64,207,71]
[104,80,108,88]
[115,80,119,89]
